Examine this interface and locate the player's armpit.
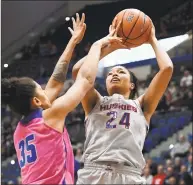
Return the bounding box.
[81,87,101,116]
[43,78,93,132]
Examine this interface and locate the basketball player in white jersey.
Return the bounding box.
[72,19,173,184]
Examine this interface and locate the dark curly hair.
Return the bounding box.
[2,77,36,116]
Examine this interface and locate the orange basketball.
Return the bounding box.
[112,9,152,48]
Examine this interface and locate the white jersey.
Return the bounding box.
[82,93,149,171]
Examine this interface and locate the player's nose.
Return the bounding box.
[112,72,119,77]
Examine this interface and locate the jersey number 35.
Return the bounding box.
[18,134,37,168]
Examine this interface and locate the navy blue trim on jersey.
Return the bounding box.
[62,179,66,185]
[20,108,43,124]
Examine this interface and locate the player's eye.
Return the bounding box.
[108,72,112,76]
[119,71,125,74]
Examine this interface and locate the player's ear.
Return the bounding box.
[31,97,42,107]
[130,83,135,90]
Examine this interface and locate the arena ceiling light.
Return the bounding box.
[65,17,70,21]
[100,34,189,68]
[4,64,8,68]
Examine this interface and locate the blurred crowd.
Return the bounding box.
[142,134,192,185]
[145,68,192,113]
[155,1,192,38]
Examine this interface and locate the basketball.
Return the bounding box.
[113,9,152,48]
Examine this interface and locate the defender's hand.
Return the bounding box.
[68,13,86,44]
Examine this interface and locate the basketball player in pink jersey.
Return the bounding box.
[72,20,173,184]
[2,13,124,184]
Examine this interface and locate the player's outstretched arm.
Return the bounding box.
[138,23,173,123]
[44,13,86,104]
[72,56,101,116]
[72,19,127,116]
[43,32,122,132]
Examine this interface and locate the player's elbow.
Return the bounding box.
[84,76,95,87]
[79,77,94,92]
[162,64,173,75]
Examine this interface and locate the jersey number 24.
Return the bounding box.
[106,111,130,129]
[18,134,37,168]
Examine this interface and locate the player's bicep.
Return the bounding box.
[81,88,101,116]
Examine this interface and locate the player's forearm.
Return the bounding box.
[45,37,77,103]
[76,42,102,86]
[150,38,173,71]
[51,37,77,83]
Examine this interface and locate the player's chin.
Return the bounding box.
[42,101,51,110]
[109,83,123,91]
[110,82,122,87]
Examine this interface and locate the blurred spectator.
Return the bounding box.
[47,40,57,56]
[167,176,177,185]
[142,167,153,184]
[147,69,157,83]
[181,90,192,110]
[39,42,48,57]
[165,159,173,168]
[7,181,14,185]
[173,157,182,174]
[21,45,32,60]
[163,166,179,185]
[156,93,169,112]
[180,70,192,88]
[170,134,190,158]
[138,82,147,96]
[14,52,23,60]
[31,41,40,57]
[152,165,166,185]
[179,165,192,185]
[189,146,192,155]
[17,176,22,185]
[168,81,178,103]
[146,158,158,175]
[179,179,186,185]
[75,148,83,162]
[185,154,192,177]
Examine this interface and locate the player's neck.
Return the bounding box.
[111,92,130,99]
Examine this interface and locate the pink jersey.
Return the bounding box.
[14,109,74,184]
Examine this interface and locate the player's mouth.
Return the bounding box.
[111,77,120,83]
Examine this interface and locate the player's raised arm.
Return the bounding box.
[43,25,123,132]
[72,19,127,116]
[44,13,86,103]
[138,23,173,123]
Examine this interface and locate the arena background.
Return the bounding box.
[1,0,192,184]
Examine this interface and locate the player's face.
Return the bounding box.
[106,66,132,96]
[33,82,51,109]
